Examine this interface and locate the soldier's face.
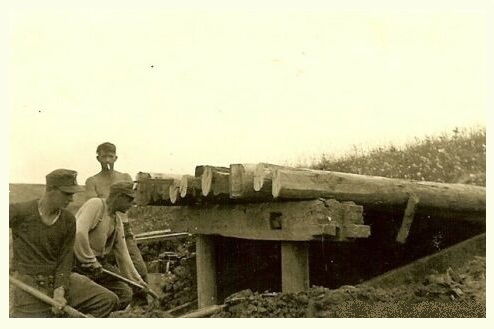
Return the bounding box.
[48,189,75,210]
[115,194,134,212]
[97,151,117,170]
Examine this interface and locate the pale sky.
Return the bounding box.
[7,1,488,184]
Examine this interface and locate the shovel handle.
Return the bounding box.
[9,276,91,318]
[101,268,159,299]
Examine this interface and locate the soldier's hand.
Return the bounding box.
[90,262,104,279]
[52,286,67,316]
[81,261,103,279]
[139,280,149,291]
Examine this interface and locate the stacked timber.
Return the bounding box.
[134,163,486,224]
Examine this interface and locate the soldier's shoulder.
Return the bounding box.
[79,197,106,212]
[113,171,133,181]
[85,175,98,184]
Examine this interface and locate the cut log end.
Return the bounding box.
[272,169,281,198]
[253,163,267,192]
[180,175,189,198]
[169,180,181,204]
[201,167,213,197]
[229,164,243,198]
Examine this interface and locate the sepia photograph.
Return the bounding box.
[4,0,489,320]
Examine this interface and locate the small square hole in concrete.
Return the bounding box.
[269,212,283,230]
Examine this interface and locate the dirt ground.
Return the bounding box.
[114,255,485,318]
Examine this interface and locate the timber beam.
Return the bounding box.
[171,199,369,241]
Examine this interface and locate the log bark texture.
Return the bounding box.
[254,163,309,193]
[272,168,486,223]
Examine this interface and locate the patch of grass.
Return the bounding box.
[310,127,485,186]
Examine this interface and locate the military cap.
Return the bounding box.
[46,169,85,193]
[110,181,136,198]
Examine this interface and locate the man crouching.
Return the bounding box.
[74,181,147,310]
[10,169,118,317]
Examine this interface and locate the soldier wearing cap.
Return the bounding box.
[85,142,148,284]
[9,169,118,317]
[74,181,148,310]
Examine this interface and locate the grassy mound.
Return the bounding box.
[311,127,485,185]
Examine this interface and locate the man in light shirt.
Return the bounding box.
[74,181,147,310]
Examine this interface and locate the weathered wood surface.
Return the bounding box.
[230,163,273,200]
[196,235,217,308]
[136,172,183,180]
[171,199,369,241]
[272,168,486,222]
[396,195,420,243]
[281,242,309,293]
[135,178,175,206]
[196,166,229,197]
[169,178,182,204]
[135,172,187,206]
[253,163,309,193]
[180,175,201,199]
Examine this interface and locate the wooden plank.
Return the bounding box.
[396,195,420,243]
[171,200,367,241]
[196,235,217,308]
[281,241,309,293]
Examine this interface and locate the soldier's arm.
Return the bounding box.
[54,214,76,291]
[74,199,101,265]
[113,220,143,284]
[85,177,98,200]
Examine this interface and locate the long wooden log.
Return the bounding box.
[196,166,229,197]
[180,175,201,198]
[272,168,486,222]
[253,163,309,193]
[253,163,283,193]
[230,164,273,200]
[155,178,175,202]
[136,173,186,205]
[169,178,182,204]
